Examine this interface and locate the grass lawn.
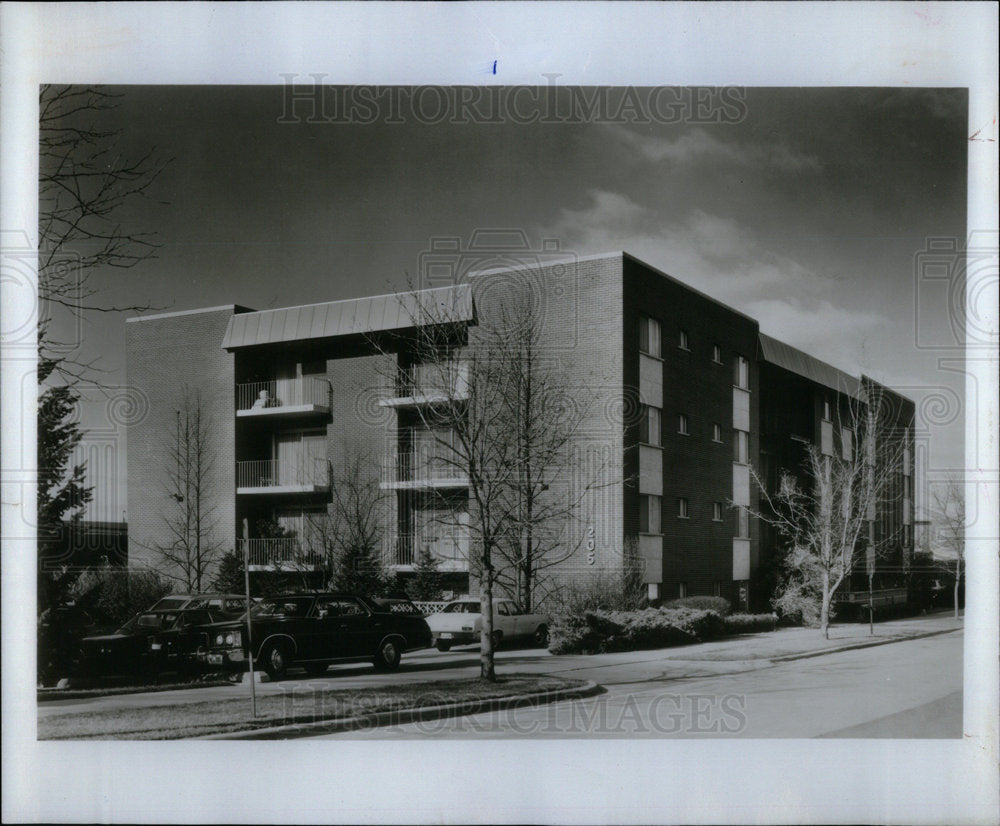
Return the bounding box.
[38,674,586,740]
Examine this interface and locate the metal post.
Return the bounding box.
[243,539,257,717]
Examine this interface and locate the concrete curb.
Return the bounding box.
[769,626,961,663]
[196,679,606,740]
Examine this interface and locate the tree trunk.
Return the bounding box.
[820,570,831,640]
[480,562,496,682]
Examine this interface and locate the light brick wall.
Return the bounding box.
[125,308,239,585]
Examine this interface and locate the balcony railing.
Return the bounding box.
[380,449,469,489]
[236,377,330,416]
[239,538,324,569]
[386,533,469,569]
[381,363,470,407]
[236,459,329,492]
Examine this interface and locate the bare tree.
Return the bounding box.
[490,299,606,612]
[932,477,965,620]
[153,390,224,591]
[750,381,909,638]
[39,85,170,380]
[308,452,390,595]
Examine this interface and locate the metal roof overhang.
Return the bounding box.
[222,284,474,350]
[758,332,860,397]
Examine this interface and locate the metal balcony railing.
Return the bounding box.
[381,448,468,486]
[236,459,329,489]
[236,377,330,412]
[386,533,469,567]
[388,363,469,401]
[239,538,324,569]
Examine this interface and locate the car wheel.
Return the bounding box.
[260,642,289,680]
[373,637,402,671]
[304,662,328,676]
[490,630,503,651]
[435,640,452,652]
[533,624,549,647]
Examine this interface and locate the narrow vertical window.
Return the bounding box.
[735,355,749,389]
[713,502,723,521]
[639,316,661,358]
[679,329,689,350]
[712,344,722,364]
[678,413,689,435]
[737,507,750,538]
[677,497,689,518]
[640,494,662,534]
[734,430,748,464]
[640,405,661,446]
[712,423,722,442]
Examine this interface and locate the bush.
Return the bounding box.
[723,613,778,634]
[660,595,731,615]
[72,568,174,629]
[548,544,647,615]
[549,607,726,655]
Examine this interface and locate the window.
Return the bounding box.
[712,423,723,442]
[713,502,723,521]
[737,507,750,538]
[677,497,689,518]
[639,494,662,534]
[678,583,688,598]
[823,397,832,421]
[903,524,912,547]
[678,413,689,435]
[713,581,725,598]
[678,329,689,350]
[735,356,749,389]
[639,405,661,446]
[734,430,749,464]
[647,583,661,601]
[639,316,661,358]
[712,344,722,364]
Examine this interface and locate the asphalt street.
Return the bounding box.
[302,629,963,739]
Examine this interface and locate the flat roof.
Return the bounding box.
[758,332,861,397]
[221,284,473,349]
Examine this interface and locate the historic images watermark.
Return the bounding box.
[278,79,748,126]
[280,686,748,736]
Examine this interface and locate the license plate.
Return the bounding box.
[439,632,453,639]
[208,654,223,665]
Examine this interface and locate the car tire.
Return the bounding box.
[533,624,549,647]
[304,662,328,676]
[260,642,289,680]
[373,637,403,671]
[435,640,452,652]
[490,630,503,651]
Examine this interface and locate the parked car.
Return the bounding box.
[75,595,249,681]
[146,607,240,677]
[425,598,550,651]
[203,593,432,679]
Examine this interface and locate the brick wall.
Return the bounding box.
[464,253,625,606]
[622,255,760,603]
[125,307,240,585]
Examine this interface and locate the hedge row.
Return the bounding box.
[548,608,778,655]
[723,613,779,634]
[659,596,732,615]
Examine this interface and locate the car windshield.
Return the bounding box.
[115,615,139,634]
[250,597,313,618]
[443,602,479,614]
[136,612,175,628]
[149,596,189,611]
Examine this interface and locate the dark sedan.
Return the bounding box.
[204,592,432,680]
[146,607,236,677]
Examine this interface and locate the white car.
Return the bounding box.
[426,598,550,652]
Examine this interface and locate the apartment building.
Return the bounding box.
[125,252,914,611]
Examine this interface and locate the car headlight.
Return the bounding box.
[215,630,242,647]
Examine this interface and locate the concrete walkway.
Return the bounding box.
[38,612,963,719]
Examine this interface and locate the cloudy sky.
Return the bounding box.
[53,85,968,520]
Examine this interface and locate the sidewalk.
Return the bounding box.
[38,612,962,720]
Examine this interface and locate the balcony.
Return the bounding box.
[380,363,469,408]
[385,533,469,571]
[236,378,330,418]
[380,449,469,490]
[239,538,324,571]
[236,459,330,494]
